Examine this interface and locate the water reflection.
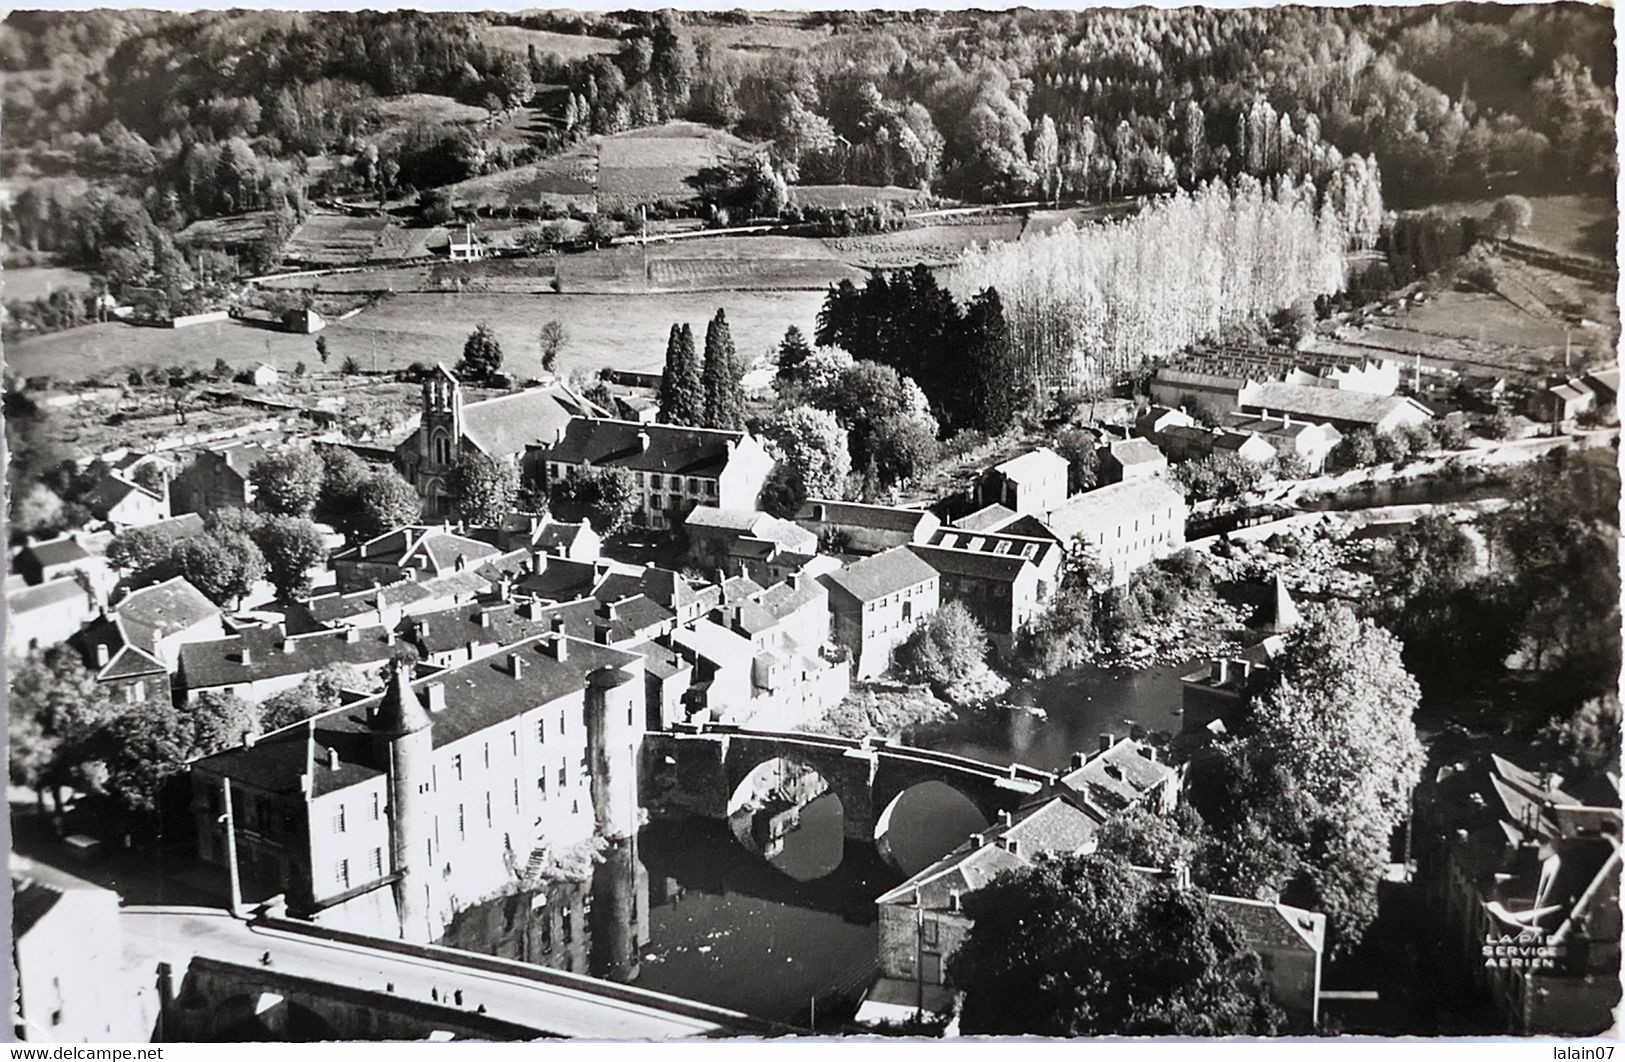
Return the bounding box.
[876,781,987,877]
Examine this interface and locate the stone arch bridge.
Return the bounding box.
[645,724,1056,851]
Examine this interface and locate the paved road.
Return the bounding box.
[121,907,771,1040]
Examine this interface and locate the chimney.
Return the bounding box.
[714,568,727,587]
[594,623,611,645]
[1070,751,1086,770]
[508,653,525,679]
[244,732,257,748]
[969,832,985,849]
[1139,746,1158,763]
[419,620,430,636]
[386,630,397,646]
[1173,861,1192,891]
[531,549,547,574]
[1211,658,1230,685]
[96,643,110,667]
[477,610,492,629]
[552,632,569,661]
[636,431,651,452]
[497,576,512,602]
[1099,732,1113,753]
[425,684,446,712]
[787,572,802,590]
[327,747,339,771]
[345,626,360,643]
[282,637,296,654]
[550,614,566,635]
[240,646,253,666]
[1233,658,1251,681]
[997,810,1013,828]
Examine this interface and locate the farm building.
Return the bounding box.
[1238,381,1433,435]
[1101,437,1169,483]
[978,447,1070,517]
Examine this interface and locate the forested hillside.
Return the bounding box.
[1,5,1613,280]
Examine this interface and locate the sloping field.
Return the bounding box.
[177,211,276,250]
[283,214,390,266]
[596,123,757,210]
[444,143,598,211]
[4,266,94,303]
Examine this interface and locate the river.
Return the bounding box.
[437,661,1192,1026]
[1296,469,1509,511]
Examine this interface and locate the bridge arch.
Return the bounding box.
[726,755,846,880]
[211,992,338,1041]
[872,779,990,876]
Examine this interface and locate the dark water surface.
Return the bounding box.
[442,662,1189,1023]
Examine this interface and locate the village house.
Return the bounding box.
[13,533,106,591]
[11,856,143,1043]
[1134,404,1198,440]
[72,576,225,706]
[189,637,644,942]
[1414,755,1622,1034]
[396,366,605,518]
[175,623,401,705]
[1058,734,1181,818]
[1226,413,1344,473]
[83,470,168,530]
[1100,437,1170,483]
[1238,380,1433,435]
[951,503,1020,533]
[250,363,280,389]
[1527,377,1601,424]
[446,223,488,262]
[527,419,775,532]
[489,513,602,563]
[287,571,486,635]
[1042,478,1189,586]
[169,442,272,518]
[683,506,819,582]
[1211,428,1280,466]
[6,577,100,658]
[331,525,504,594]
[908,528,1061,650]
[978,447,1070,517]
[820,546,940,680]
[795,499,941,556]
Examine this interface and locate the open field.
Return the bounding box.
[1434,193,1616,264]
[693,20,832,56]
[3,266,94,302]
[1022,200,1142,236]
[825,219,1026,268]
[6,289,827,386]
[788,184,927,210]
[478,25,622,60]
[283,213,392,266]
[596,122,756,210]
[443,142,598,211]
[177,211,276,251]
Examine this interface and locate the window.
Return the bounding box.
[485,791,492,826]
[334,805,346,834]
[562,909,574,945]
[559,714,565,735]
[370,847,383,878]
[650,473,663,490]
[921,918,939,946]
[538,775,548,796]
[558,761,567,788]
[537,719,546,744]
[458,804,466,837]
[335,859,350,889]
[513,779,520,808]
[453,754,463,781]
[371,793,381,821]
[706,481,717,497]
[511,730,519,756]
[483,743,490,769]
[652,494,664,510]
[687,477,700,493]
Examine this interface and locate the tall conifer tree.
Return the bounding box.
[702,309,744,430]
[658,322,703,425]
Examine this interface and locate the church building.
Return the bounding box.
[396,366,605,519]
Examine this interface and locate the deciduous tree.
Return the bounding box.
[450,451,520,527]
[249,446,324,518]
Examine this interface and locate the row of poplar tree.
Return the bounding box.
[656,308,746,431]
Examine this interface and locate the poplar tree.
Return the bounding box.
[702,309,744,431]
[658,322,702,426]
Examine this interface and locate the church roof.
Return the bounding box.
[460,384,604,458]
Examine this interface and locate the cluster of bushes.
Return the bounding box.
[1333,418,1470,469]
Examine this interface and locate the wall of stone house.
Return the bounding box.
[1258,946,1320,1031]
[877,904,973,987]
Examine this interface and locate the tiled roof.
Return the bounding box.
[459,384,602,458]
[758,578,824,621]
[334,526,501,573]
[820,546,938,603]
[1243,382,1432,426]
[1058,739,1177,813]
[629,638,688,680]
[671,619,752,666]
[84,473,161,516]
[405,600,556,655]
[535,417,751,477]
[117,577,220,648]
[993,447,1068,481]
[953,503,1018,532]
[685,507,766,533]
[1211,896,1325,954]
[908,544,1031,583]
[8,577,93,615]
[20,536,92,569]
[513,557,603,602]
[179,624,398,690]
[876,797,1100,908]
[929,528,1057,566]
[1109,438,1166,466]
[1044,479,1187,543]
[796,499,937,533]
